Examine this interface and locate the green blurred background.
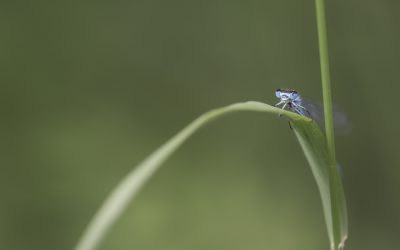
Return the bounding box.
[1,0,399,249]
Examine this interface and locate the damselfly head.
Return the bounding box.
[275,89,299,101]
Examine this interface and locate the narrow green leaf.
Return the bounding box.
[314,0,348,248]
[74,101,347,250]
[292,120,348,250]
[315,0,336,162]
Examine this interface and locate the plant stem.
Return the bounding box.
[315,1,348,249]
[315,0,336,163]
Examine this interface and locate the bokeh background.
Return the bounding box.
[2,0,400,249]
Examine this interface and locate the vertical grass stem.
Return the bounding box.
[315,0,336,163]
[315,1,348,249]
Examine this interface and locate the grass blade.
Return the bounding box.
[73,101,346,250]
[315,0,336,161]
[293,120,348,250]
[314,0,348,248]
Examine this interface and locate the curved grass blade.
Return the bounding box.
[74,101,347,250]
[292,120,348,250]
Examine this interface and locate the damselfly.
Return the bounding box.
[274,88,350,133]
[275,89,308,116]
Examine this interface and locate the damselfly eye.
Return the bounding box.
[275,90,282,98]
